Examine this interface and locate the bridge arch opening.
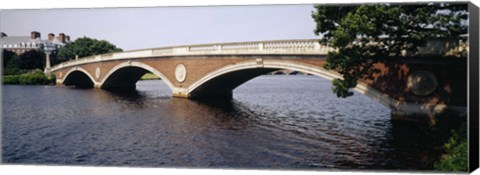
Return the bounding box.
[101,67,150,90]
[189,68,279,98]
[187,60,395,109]
[62,68,96,88]
[100,61,175,92]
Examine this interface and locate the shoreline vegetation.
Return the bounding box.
[140,73,161,80]
[433,118,468,171]
[2,71,161,85]
[3,70,55,85]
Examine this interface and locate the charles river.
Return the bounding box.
[2,75,441,170]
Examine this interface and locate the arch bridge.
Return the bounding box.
[49,39,468,121]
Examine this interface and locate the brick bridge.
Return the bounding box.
[48,39,468,121]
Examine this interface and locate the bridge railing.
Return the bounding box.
[51,39,331,71]
[50,38,468,71]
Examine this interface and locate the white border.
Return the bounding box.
[0,0,456,9]
[0,1,471,175]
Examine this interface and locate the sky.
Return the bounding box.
[0,4,319,51]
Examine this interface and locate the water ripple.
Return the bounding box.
[2,75,439,170]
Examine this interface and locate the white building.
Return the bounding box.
[0,31,70,55]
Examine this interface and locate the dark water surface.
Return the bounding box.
[2,75,440,170]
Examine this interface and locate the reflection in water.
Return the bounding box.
[2,76,441,170]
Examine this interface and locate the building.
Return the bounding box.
[0,31,71,55]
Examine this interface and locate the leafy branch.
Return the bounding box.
[312,3,468,98]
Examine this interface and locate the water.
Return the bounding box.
[2,75,441,170]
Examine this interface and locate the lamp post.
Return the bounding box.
[44,43,55,74]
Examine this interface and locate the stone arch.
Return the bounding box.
[99,61,175,91]
[187,60,397,108]
[62,67,97,88]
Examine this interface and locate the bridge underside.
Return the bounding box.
[63,71,94,88]
[189,68,279,99]
[101,67,149,90]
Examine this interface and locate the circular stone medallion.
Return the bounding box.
[407,70,438,96]
[95,67,101,79]
[175,64,187,83]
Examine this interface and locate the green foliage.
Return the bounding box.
[140,73,161,80]
[2,50,23,75]
[56,36,122,64]
[3,66,25,75]
[312,3,468,97]
[2,49,46,73]
[17,50,45,70]
[2,50,18,66]
[426,110,468,172]
[434,122,467,172]
[3,70,55,85]
[2,75,20,84]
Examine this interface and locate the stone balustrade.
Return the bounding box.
[50,38,468,72]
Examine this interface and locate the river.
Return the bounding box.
[2,75,441,170]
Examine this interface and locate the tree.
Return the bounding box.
[2,50,23,75]
[17,50,45,70]
[56,36,123,64]
[311,3,468,98]
[2,50,17,67]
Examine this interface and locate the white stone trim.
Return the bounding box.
[187,60,258,94]
[50,38,467,72]
[187,59,398,108]
[186,59,464,116]
[99,61,175,91]
[50,39,327,71]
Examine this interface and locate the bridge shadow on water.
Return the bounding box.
[103,88,145,100]
[98,88,153,111]
[101,87,257,124]
[173,97,263,131]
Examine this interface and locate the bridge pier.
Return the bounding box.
[94,82,102,88]
[172,89,189,98]
[172,88,234,99]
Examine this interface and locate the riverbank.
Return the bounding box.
[3,70,55,85]
[140,73,160,80]
[3,72,160,85]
